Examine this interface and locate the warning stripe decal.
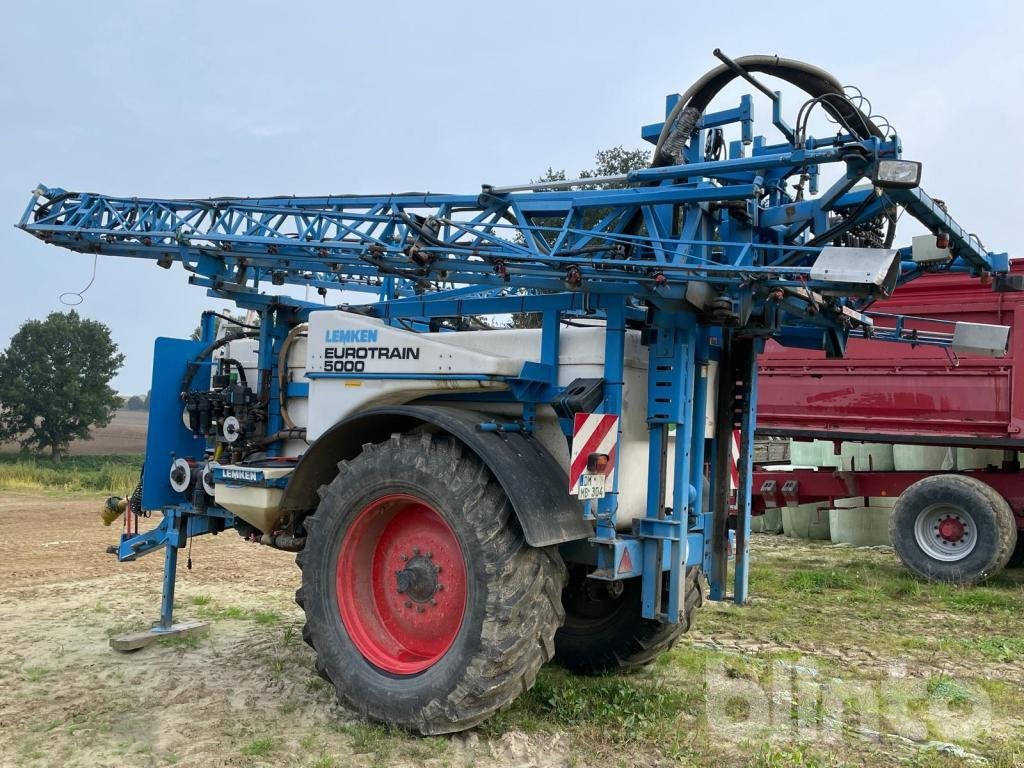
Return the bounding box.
[730,429,741,492]
[569,413,619,494]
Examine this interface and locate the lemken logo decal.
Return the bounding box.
[325,328,378,343]
[221,468,261,482]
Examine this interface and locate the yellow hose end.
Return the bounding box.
[101,496,128,526]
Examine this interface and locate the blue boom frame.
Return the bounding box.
[17,60,1010,633]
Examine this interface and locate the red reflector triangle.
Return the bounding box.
[619,548,633,574]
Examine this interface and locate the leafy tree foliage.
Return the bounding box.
[0,311,124,461]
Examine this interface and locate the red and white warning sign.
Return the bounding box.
[730,429,741,492]
[569,413,619,498]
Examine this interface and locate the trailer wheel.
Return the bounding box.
[890,474,1017,585]
[295,432,566,734]
[553,564,703,675]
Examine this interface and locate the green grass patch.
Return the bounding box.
[251,609,283,626]
[749,742,840,768]
[22,666,51,682]
[239,737,277,757]
[782,569,854,593]
[942,589,1021,612]
[195,603,284,625]
[340,723,399,756]
[482,667,700,745]
[0,453,141,494]
[963,635,1024,662]
[157,630,208,649]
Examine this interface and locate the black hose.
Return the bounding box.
[180,332,259,396]
[207,311,259,330]
[653,54,881,167]
[219,357,249,387]
[629,53,891,266]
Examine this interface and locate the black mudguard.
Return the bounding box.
[280,405,592,547]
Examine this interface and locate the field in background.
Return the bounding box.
[1,491,1022,768]
[0,409,148,457]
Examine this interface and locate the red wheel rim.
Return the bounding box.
[336,493,467,675]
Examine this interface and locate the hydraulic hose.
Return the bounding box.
[653,53,881,167]
[179,331,259,396]
[632,53,892,273]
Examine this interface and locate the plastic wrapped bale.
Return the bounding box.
[789,439,837,468]
[893,445,955,471]
[751,508,784,534]
[840,442,895,471]
[829,497,892,547]
[782,502,831,540]
[955,448,1008,470]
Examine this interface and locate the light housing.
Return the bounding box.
[872,159,922,189]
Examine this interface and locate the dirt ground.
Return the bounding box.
[1,493,1022,768]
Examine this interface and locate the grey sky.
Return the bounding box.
[2,1,1021,393]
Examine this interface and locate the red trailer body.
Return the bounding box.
[758,263,1024,448]
[753,263,1024,584]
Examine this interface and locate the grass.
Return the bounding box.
[195,603,284,626]
[0,453,141,495]
[480,666,702,753]
[157,630,208,649]
[22,666,51,682]
[962,635,1024,662]
[783,569,854,593]
[239,737,277,757]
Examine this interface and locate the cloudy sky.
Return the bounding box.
[1,1,1021,392]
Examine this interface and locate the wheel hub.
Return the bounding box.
[395,553,440,603]
[937,516,967,543]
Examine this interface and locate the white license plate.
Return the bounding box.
[577,473,606,500]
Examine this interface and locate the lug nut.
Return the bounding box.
[436,583,444,591]
[416,606,424,613]
[413,547,420,555]
[430,598,436,606]
[404,600,412,608]
[400,554,408,562]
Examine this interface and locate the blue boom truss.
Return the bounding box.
[16,53,1011,634]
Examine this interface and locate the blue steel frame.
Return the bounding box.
[16,81,1010,623]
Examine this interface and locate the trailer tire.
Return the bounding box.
[890,474,1016,586]
[295,432,566,734]
[553,565,703,675]
[1006,535,1024,569]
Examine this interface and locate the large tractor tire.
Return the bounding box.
[296,432,566,734]
[553,564,703,675]
[890,474,1017,586]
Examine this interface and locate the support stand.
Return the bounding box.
[110,512,208,651]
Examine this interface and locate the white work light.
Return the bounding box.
[872,159,922,189]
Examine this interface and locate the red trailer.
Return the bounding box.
[755,263,1024,585]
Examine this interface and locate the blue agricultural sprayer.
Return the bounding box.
[16,51,1012,733]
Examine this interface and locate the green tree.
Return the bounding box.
[0,311,124,461]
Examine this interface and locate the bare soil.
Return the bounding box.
[1,494,1022,768]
